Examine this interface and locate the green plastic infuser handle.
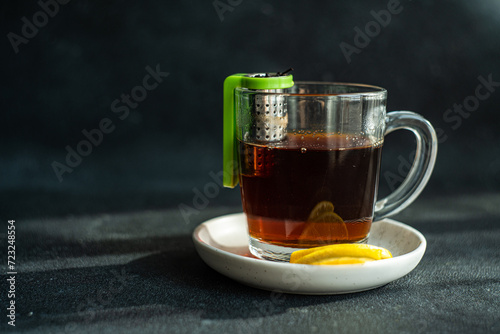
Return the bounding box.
[223,72,294,188]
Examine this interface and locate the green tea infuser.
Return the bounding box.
[223,69,294,188]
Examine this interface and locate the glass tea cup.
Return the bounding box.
[223,74,437,261]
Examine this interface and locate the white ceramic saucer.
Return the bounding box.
[193,213,426,295]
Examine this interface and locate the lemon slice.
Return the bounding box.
[299,201,348,244]
[290,244,392,265]
[307,201,338,222]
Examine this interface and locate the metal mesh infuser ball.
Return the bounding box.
[251,91,288,143]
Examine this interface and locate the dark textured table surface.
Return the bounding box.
[1,193,499,334]
[2,0,500,333]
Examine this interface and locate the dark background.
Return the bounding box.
[1,0,500,219]
[1,1,500,333]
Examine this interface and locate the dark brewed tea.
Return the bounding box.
[239,133,382,248]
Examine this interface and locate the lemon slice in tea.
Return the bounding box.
[299,201,348,245]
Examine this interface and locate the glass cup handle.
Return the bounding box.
[374,111,438,221]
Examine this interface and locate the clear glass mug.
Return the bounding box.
[224,77,437,261]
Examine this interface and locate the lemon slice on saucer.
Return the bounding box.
[290,244,393,265]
